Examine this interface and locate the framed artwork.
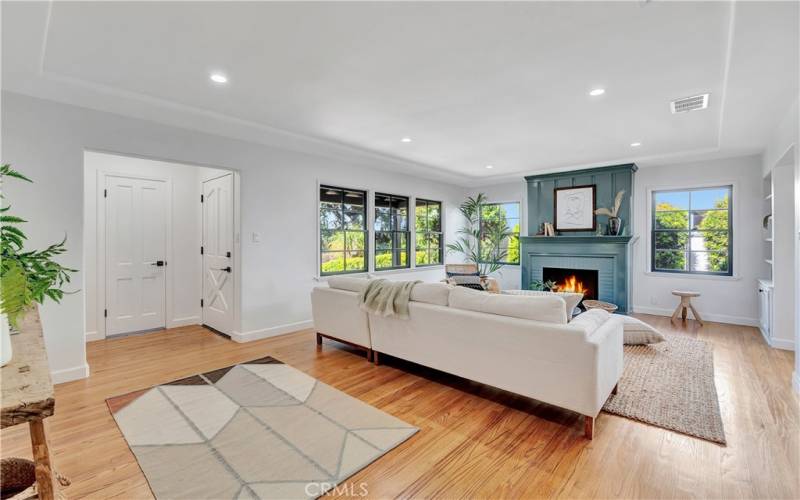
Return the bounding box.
[554,185,596,232]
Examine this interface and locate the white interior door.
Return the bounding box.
[202,173,235,334]
[106,175,167,335]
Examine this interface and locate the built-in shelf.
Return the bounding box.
[765,238,773,242]
[765,193,773,201]
[766,259,774,265]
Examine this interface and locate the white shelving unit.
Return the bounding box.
[759,174,774,344]
[763,173,773,278]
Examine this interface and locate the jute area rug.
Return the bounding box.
[603,334,726,444]
[107,356,418,499]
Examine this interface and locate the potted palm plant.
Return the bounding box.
[1,164,76,366]
[446,193,513,276]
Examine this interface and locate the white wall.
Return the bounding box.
[2,91,465,382]
[632,155,764,326]
[83,152,228,341]
[467,181,527,290]
[761,97,799,392]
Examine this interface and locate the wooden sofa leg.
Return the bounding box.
[612,383,618,395]
[366,349,373,362]
[373,351,380,366]
[316,332,323,346]
[584,416,594,440]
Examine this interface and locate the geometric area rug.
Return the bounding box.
[107,356,418,499]
[603,334,726,445]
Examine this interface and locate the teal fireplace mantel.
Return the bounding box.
[520,235,634,313]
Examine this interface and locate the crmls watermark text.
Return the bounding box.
[304,482,369,497]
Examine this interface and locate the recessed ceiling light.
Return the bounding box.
[630,142,642,147]
[485,165,494,169]
[589,88,605,97]
[401,137,412,143]
[210,73,228,84]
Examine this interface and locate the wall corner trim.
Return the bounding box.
[51,363,90,384]
[85,331,103,342]
[231,320,314,343]
[793,371,800,395]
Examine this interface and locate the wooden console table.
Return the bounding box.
[1,308,58,500]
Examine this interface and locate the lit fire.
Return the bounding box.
[556,275,588,296]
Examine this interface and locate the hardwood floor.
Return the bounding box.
[1,315,797,499]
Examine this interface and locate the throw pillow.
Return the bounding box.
[569,309,610,334]
[502,290,584,319]
[446,270,481,278]
[450,274,485,291]
[621,316,666,345]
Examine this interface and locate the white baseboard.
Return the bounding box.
[632,305,759,327]
[769,337,796,351]
[51,363,90,384]
[85,330,104,342]
[231,320,314,343]
[169,316,201,328]
[793,371,800,394]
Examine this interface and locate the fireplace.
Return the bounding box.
[543,267,598,307]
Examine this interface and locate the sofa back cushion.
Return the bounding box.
[568,309,609,335]
[448,287,568,324]
[327,276,370,293]
[502,290,584,319]
[409,282,452,306]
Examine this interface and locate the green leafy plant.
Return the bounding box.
[445,193,513,275]
[530,280,558,292]
[1,164,77,327]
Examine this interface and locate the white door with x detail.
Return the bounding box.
[202,173,234,334]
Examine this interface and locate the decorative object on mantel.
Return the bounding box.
[0,164,77,367]
[446,193,513,276]
[554,184,596,231]
[543,222,555,236]
[595,189,626,236]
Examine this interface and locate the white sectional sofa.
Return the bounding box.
[311,277,624,438]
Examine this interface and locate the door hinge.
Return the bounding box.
[200,299,204,308]
[104,189,107,198]
[200,246,204,255]
[104,309,107,318]
[200,194,204,203]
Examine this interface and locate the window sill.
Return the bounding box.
[374,265,444,274]
[644,271,742,282]
[315,265,444,281]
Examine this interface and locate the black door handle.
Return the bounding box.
[213,266,232,273]
[151,260,165,267]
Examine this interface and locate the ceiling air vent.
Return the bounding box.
[670,93,709,114]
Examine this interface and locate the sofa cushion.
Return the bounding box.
[448,286,568,324]
[502,290,584,320]
[327,276,370,293]
[409,282,452,306]
[569,309,610,334]
[622,316,666,345]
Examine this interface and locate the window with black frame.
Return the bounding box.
[415,199,443,266]
[651,186,732,275]
[479,202,520,265]
[319,185,368,275]
[374,193,410,270]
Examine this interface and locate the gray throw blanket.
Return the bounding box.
[359,279,421,319]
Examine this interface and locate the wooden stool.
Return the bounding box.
[671,290,704,326]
